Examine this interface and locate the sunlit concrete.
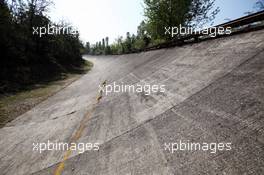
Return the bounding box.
[0,29,264,175]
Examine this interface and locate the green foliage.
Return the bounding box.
[85,0,219,56]
[143,0,219,40]
[0,0,84,93]
[84,42,90,54]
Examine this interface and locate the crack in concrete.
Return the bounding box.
[53,81,106,175]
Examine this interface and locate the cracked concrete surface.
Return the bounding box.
[0,29,264,175]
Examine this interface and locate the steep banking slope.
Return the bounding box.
[0,29,263,175]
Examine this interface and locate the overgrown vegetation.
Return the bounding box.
[0,0,85,93]
[0,59,93,128]
[84,0,219,55]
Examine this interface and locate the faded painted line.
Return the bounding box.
[54,80,106,175]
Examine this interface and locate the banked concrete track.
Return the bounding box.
[0,29,264,175]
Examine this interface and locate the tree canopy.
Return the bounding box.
[85,0,219,55]
[0,0,84,92]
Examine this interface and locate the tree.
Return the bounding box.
[131,34,136,51]
[143,0,219,40]
[137,21,147,38]
[104,37,111,54]
[105,37,109,46]
[90,1,220,55]
[102,38,105,49]
[85,42,90,54]
[0,0,84,92]
[124,32,132,52]
[136,21,151,48]
[98,41,102,50]
[116,36,124,54]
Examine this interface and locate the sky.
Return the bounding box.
[213,0,261,24]
[49,0,144,44]
[49,0,261,44]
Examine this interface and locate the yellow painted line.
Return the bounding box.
[54,81,106,175]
